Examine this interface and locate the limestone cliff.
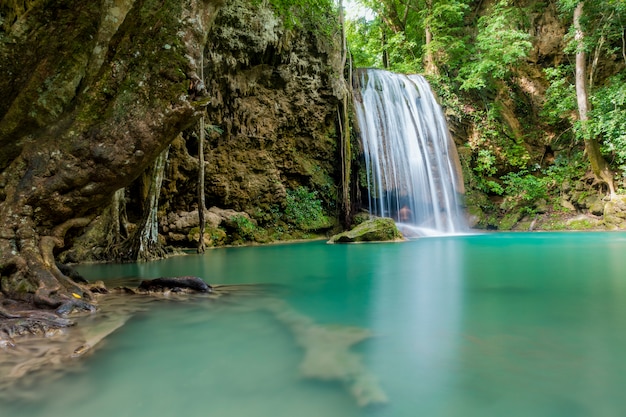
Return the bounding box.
[59,0,346,260]
[163,0,345,248]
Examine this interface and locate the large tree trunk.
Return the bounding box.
[573,2,616,197]
[0,0,223,314]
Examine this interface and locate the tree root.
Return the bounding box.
[0,305,75,350]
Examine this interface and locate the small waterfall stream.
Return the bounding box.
[354,69,467,236]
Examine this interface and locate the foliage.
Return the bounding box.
[468,104,531,187]
[474,149,498,177]
[346,0,471,73]
[499,153,586,213]
[260,0,338,35]
[346,17,387,68]
[458,0,532,90]
[590,73,626,171]
[230,215,258,241]
[542,0,626,177]
[346,12,421,72]
[558,0,626,57]
[421,0,470,71]
[541,66,577,125]
[502,170,549,204]
[284,186,329,229]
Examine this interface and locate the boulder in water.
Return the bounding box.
[327,218,404,243]
[137,276,212,293]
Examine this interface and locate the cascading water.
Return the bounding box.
[354,68,468,236]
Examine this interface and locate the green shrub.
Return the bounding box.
[285,186,330,230]
[502,170,549,203]
[230,215,257,241]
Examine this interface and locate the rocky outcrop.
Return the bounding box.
[162,206,259,247]
[603,195,626,229]
[192,0,343,218]
[327,218,404,243]
[53,0,345,260]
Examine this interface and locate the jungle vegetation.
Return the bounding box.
[347,0,626,226]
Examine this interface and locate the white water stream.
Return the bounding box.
[354,69,467,236]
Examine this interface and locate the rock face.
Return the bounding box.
[162,206,259,247]
[327,218,404,243]
[200,0,343,215]
[45,0,345,261]
[187,0,343,218]
[604,196,626,229]
[61,0,345,258]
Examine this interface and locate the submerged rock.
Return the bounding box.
[261,298,388,407]
[327,218,404,243]
[137,276,212,293]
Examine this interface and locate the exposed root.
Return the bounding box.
[12,217,99,315]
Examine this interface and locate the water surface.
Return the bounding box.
[4,232,626,417]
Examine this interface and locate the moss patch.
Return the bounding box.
[328,217,404,243]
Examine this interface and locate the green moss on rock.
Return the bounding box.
[499,210,523,231]
[327,218,404,244]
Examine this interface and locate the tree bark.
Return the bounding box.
[338,0,352,227]
[0,0,223,313]
[424,0,438,76]
[197,48,207,254]
[573,2,615,197]
[424,25,438,76]
[197,117,207,253]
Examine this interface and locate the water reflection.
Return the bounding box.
[366,238,464,414]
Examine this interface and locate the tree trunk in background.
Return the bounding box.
[124,147,170,262]
[196,31,207,254]
[0,0,222,313]
[424,25,437,76]
[424,1,438,76]
[573,2,616,197]
[105,188,129,257]
[338,0,352,226]
[382,30,390,69]
[197,117,207,253]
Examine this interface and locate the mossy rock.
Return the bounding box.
[566,216,602,230]
[327,218,404,244]
[603,195,626,230]
[351,211,371,226]
[499,210,523,231]
[188,226,227,247]
[586,196,605,216]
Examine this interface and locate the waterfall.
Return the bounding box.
[353,69,468,236]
